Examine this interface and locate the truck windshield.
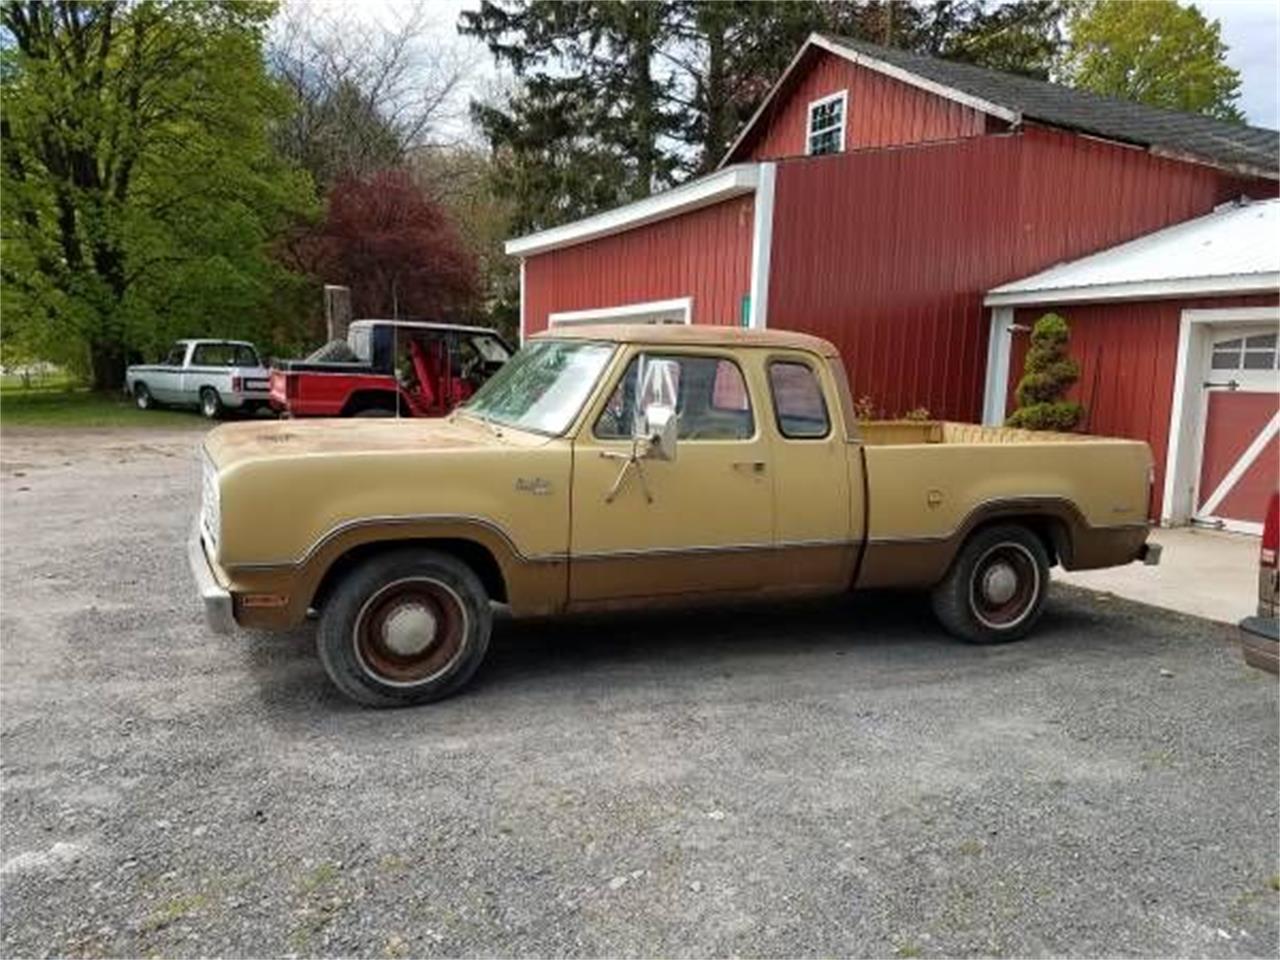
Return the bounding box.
[461,339,614,435]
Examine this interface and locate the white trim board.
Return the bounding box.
[1162,305,1280,527]
[548,297,693,327]
[984,273,1280,307]
[518,259,527,345]
[748,162,777,329]
[805,89,848,155]
[505,166,759,258]
[981,307,1017,425]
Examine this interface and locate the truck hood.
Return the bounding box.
[203,414,524,470]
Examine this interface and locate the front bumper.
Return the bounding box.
[188,522,235,634]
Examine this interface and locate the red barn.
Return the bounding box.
[985,199,1278,533]
[505,34,1279,522]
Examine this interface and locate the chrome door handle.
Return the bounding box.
[733,460,766,473]
[1202,379,1239,390]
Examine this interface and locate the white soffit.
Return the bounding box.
[505,165,760,258]
[985,199,1280,307]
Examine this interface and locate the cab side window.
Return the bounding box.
[595,354,754,441]
[769,361,830,439]
[164,343,187,366]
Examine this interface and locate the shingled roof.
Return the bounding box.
[725,33,1279,178]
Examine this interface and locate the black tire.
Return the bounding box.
[316,549,492,707]
[134,383,154,410]
[352,407,396,418]
[199,387,223,420]
[930,523,1050,644]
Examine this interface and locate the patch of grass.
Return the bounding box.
[1269,874,1280,892]
[0,383,202,429]
[141,893,208,932]
[957,839,984,856]
[895,941,923,958]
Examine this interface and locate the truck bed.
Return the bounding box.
[856,421,1153,581]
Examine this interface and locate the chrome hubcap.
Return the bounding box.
[981,562,1019,605]
[381,602,438,656]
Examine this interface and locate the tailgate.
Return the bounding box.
[268,369,290,410]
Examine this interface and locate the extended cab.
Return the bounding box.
[192,325,1161,706]
[268,319,512,418]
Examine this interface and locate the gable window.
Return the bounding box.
[806,90,847,156]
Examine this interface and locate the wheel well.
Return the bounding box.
[969,514,1067,567]
[310,538,508,611]
[341,390,400,415]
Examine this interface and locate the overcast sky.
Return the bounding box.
[340,0,1280,132]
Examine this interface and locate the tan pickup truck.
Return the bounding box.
[191,325,1160,706]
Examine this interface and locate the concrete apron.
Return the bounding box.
[1054,526,1259,624]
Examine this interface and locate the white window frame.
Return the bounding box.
[548,296,693,327]
[805,90,848,156]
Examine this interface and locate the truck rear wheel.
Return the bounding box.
[200,387,223,420]
[316,549,492,707]
[930,524,1050,644]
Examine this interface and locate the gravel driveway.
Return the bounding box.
[2,426,1277,959]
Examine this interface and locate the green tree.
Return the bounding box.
[1060,0,1244,121]
[1,0,315,389]
[1006,313,1084,432]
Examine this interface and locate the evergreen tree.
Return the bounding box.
[1006,313,1084,432]
[461,1,1071,232]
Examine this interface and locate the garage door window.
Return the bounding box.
[1212,333,1278,370]
[769,361,830,439]
[596,355,754,441]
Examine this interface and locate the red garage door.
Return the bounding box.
[1195,329,1280,533]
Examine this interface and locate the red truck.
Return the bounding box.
[269,319,513,418]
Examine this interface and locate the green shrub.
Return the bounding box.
[1006,313,1084,431]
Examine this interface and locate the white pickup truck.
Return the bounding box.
[126,340,271,419]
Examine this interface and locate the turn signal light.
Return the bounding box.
[241,594,289,609]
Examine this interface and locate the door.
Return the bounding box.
[150,342,189,402]
[764,355,858,589]
[1194,326,1279,534]
[569,348,774,604]
[182,342,230,400]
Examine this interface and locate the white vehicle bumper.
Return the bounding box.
[188,521,235,634]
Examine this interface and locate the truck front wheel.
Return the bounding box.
[930,524,1050,644]
[316,549,492,707]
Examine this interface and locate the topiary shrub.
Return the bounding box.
[1006,312,1084,431]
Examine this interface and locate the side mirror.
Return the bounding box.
[636,357,679,462]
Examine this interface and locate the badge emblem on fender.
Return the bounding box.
[515,477,553,496]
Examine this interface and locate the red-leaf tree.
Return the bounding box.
[289,169,478,321]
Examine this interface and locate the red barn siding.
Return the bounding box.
[740,50,990,162]
[522,197,754,336]
[767,126,1274,422]
[1003,293,1280,518]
